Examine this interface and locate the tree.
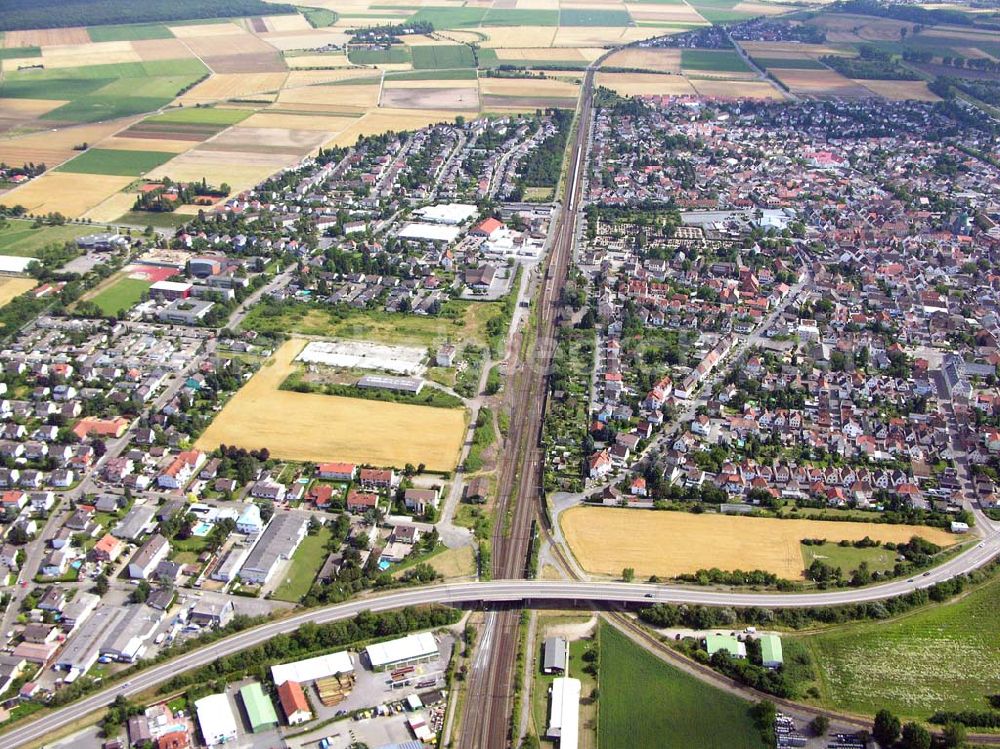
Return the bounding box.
[941,722,966,748]
[900,722,931,749]
[622,567,635,582]
[93,574,109,595]
[809,716,829,736]
[873,709,901,748]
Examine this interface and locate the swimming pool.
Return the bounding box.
[192,521,214,537]
[378,559,392,571]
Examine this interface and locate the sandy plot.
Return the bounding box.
[195,339,465,471]
[857,79,941,101]
[81,191,139,223]
[561,506,958,580]
[381,86,479,109]
[41,41,142,69]
[0,277,36,309]
[771,68,873,96]
[259,30,351,51]
[1,173,133,218]
[495,47,589,61]
[690,78,785,99]
[325,109,457,147]
[177,72,289,104]
[479,77,579,97]
[481,26,558,48]
[285,68,379,87]
[603,47,681,72]
[201,125,328,153]
[0,99,68,118]
[169,22,246,38]
[285,53,352,68]
[241,111,358,132]
[626,3,706,22]
[5,28,90,47]
[740,41,849,56]
[552,26,630,47]
[264,14,315,32]
[594,71,695,96]
[278,83,381,107]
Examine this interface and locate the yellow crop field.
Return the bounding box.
[0,277,36,309]
[553,26,631,47]
[177,72,289,104]
[285,69,378,88]
[495,48,590,61]
[626,4,706,23]
[41,41,142,69]
[731,1,789,16]
[0,98,67,118]
[81,192,138,223]
[132,38,194,62]
[690,78,785,99]
[739,41,849,57]
[595,71,696,96]
[480,77,579,97]
[482,26,558,48]
[603,47,681,73]
[99,136,195,153]
[260,30,350,51]
[1,173,133,218]
[561,506,958,580]
[240,111,359,131]
[858,79,941,101]
[264,14,315,32]
[619,27,681,44]
[278,83,381,108]
[285,53,352,69]
[5,27,90,46]
[170,22,246,38]
[146,150,300,192]
[771,68,870,96]
[325,109,456,147]
[195,339,466,471]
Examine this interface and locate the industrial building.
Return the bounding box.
[148,280,193,301]
[705,634,746,659]
[56,605,126,675]
[759,634,783,669]
[543,637,568,674]
[356,374,424,394]
[546,677,580,749]
[271,651,354,686]
[156,298,214,325]
[238,513,308,585]
[239,682,279,733]
[195,693,238,747]
[211,544,250,582]
[365,632,438,671]
[100,604,162,662]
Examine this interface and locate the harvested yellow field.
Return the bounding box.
[619,27,685,44]
[0,277,36,309]
[731,1,789,15]
[170,22,246,38]
[5,27,90,46]
[594,71,695,96]
[81,192,137,223]
[1,173,133,218]
[325,109,456,147]
[177,72,289,104]
[206,125,329,152]
[196,339,465,471]
[561,506,958,580]
[812,14,915,43]
[241,111,359,131]
[482,26,558,48]
[424,545,476,579]
[552,26,630,47]
[691,78,785,99]
[132,38,194,62]
[772,68,873,96]
[145,150,298,192]
[0,98,67,118]
[334,16,411,27]
[435,30,491,44]
[494,47,590,61]
[285,53,352,68]
[479,77,579,97]
[603,47,681,73]
[626,4,706,22]
[286,68,378,87]
[858,79,941,101]
[278,83,381,108]
[739,41,849,57]
[41,41,141,69]
[98,136,195,153]
[259,29,350,51]
[264,13,314,32]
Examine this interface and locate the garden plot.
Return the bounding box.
[297,339,427,375]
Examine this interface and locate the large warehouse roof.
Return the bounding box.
[547,677,580,749]
[195,693,237,746]
[415,203,478,225]
[271,651,354,686]
[365,632,437,669]
[398,223,461,242]
[239,682,279,732]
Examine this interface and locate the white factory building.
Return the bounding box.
[547,677,580,749]
[271,650,354,686]
[365,631,438,671]
[195,693,238,747]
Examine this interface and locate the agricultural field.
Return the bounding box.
[681,48,752,73]
[411,44,477,70]
[857,79,941,101]
[594,71,696,96]
[599,622,768,749]
[769,68,873,98]
[1,173,134,219]
[560,507,957,579]
[604,46,681,73]
[381,86,480,110]
[0,220,98,257]
[0,276,36,309]
[56,147,176,176]
[801,574,1000,716]
[194,339,466,471]
[690,77,784,99]
[85,275,153,316]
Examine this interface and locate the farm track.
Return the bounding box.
[460,65,596,749]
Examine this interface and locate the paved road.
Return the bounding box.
[7,524,997,749]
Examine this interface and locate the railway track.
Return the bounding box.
[460,69,596,749]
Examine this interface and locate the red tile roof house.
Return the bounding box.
[317,462,356,481]
[347,490,379,513]
[308,484,335,508]
[92,533,125,563]
[277,680,312,725]
[470,217,503,239]
[72,417,130,441]
[157,450,205,490]
[358,468,396,489]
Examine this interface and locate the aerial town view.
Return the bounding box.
[0,0,998,748]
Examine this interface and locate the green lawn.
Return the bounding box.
[347,46,412,65]
[114,211,191,228]
[408,6,489,28]
[271,526,331,602]
[411,44,476,70]
[801,574,1000,718]
[57,148,175,176]
[88,276,152,316]
[800,542,899,577]
[482,8,559,26]
[146,106,254,126]
[87,23,175,42]
[686,0,756,24]
[599,622,768,749]
[300,6,339,27]
[0,221,99,257]
[681,48,752,72]
[0,78,113,100]
[752,56,828,70]
[559,8,633,26]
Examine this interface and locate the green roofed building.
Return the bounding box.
[759,634,783,669]
[239,682,279,733]
[705,634,746,659]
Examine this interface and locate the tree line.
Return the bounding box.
[0,0,295,31]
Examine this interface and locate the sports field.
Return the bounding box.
[195,339,466,471]
[0,277,36,309]
[599,622,768,749]
[802,574,1000,716]
[560,507,957,579]
[86,275,153,316]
